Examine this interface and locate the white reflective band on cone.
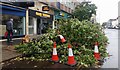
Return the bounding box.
[53,48,57,55]
[94,45,99,53]
[68,48,73,56]
[58,35,64,39]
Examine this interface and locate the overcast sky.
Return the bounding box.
[91,0,119,24]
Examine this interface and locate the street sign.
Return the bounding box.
[42,6,49,11]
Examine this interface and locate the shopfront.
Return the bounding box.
[54,10,71,28]
[29,9,53,35]
[55,11,70,20]
[0,4,26,39]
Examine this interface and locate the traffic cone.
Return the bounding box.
[67,43,77,66]
[51,42,59,62]
[58,35,66,43]
[94,42,100,60]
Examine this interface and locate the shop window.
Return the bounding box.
[42,19,52,34]
[1,14,25,37]
[28,17,34,34]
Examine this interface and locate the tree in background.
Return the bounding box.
[72,2,97,21]
[102,22,107,28]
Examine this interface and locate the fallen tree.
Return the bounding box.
[15,18,109,68]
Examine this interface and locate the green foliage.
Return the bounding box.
[54,19,108,67]
[72,3,97,21]
[15,32,56,59]
[15,18,108,68]
[56,19,108,50]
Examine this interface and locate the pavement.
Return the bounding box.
[101,29,118,68]
[0,35,44,62]
[0,38,22,62]
[0,34,44,63]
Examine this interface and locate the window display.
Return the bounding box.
[1,14,25,37]
[28,17,34,34]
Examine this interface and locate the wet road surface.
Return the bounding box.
[102,29,119,68]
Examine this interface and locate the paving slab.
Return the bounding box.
[1,39,22,62]
[2,47,21,62]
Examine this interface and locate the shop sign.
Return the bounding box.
[43,13,50,18]
[60,12,64,16]
[36,12,42,16]
[36,12,50,18]
[42,6,49,11]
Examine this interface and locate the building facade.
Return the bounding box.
[0,2,26,38]
[1,1,82,39]
[28,2,53,35]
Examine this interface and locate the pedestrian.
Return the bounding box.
[6,18,13,45]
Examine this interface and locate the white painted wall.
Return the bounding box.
[33,17,37,34]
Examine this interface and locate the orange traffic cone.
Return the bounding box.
[58,35,66,43]
[94,42,100,60]
[51,42,59,62]
[67,43,77,66]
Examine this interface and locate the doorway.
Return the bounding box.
[37,18,41,34]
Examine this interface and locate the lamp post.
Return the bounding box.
[26,7,29,35]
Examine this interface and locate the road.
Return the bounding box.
[101,29,119,69]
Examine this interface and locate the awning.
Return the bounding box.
[1,5,26,16]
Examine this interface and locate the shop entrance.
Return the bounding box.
[37,19,45,35]
[37,19,41,35]
[37,18,51,35]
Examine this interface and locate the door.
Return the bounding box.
[37,18,43,35]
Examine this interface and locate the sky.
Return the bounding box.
[91,0,119,24]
